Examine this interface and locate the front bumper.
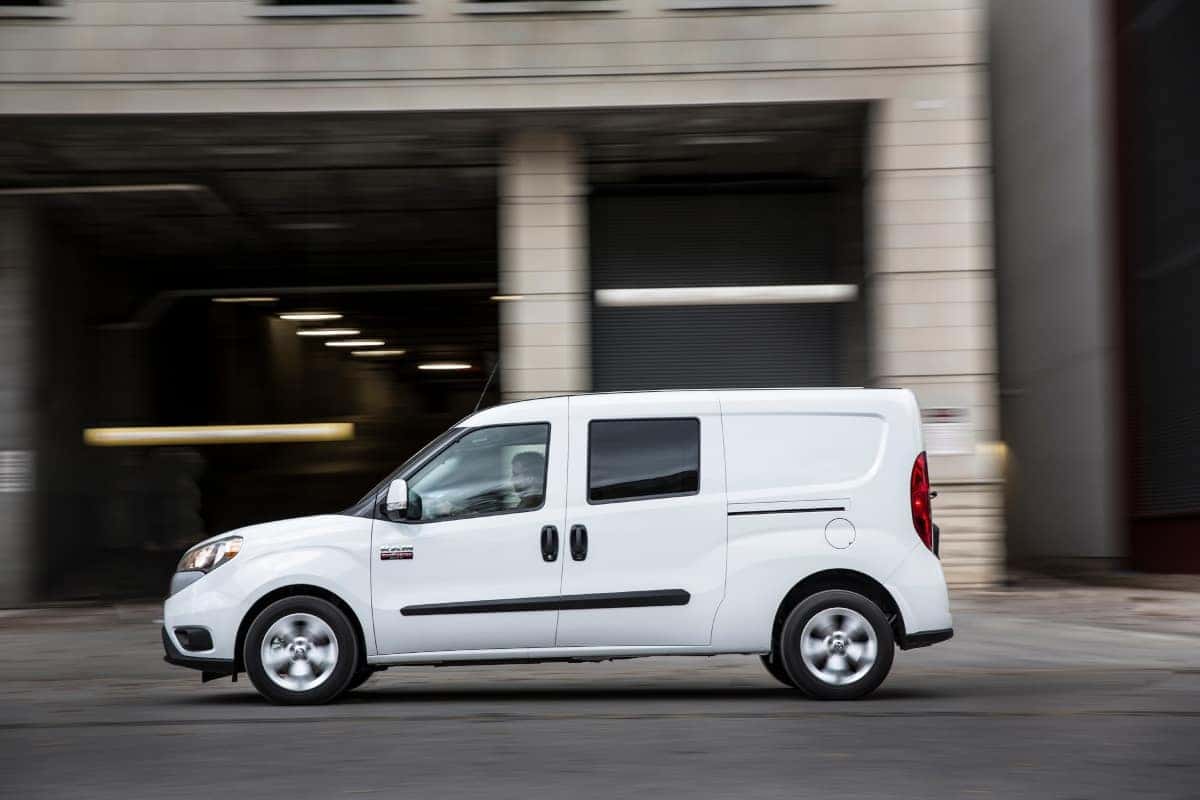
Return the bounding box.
[162,626,237,682]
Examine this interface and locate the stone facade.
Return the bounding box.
[499,131,591,402]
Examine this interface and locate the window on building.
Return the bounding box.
[588,418,700,503]
[662,0,830,10]
[0,0,68,16]
[459,0,624,14]
[407,424,550,523]
[254,0,417,15]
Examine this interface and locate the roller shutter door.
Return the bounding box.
[591,190,839,391]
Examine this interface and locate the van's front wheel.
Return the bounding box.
[779,589,894,700]
[244,596,359,705]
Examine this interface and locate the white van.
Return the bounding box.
[163,389,952,704]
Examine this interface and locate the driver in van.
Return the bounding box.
[510,451,545,509]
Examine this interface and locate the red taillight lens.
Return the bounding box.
[910,451,935,553]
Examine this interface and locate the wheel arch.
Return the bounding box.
[234,584,368,672]
[770,569,904,652]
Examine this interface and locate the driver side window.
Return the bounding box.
[407,423,549,523]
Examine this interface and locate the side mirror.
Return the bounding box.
[384,478,408,522]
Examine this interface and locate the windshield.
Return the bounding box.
[342,427,463,517]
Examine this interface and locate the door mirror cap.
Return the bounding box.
[384,478,408,521]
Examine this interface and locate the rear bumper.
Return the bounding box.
[162,626,236,680]
[896,627,954,650]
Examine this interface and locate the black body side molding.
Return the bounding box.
[401,589,691,617]
[728,507,845,516]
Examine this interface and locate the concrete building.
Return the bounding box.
[991,0,1200,576]
[0,0,1003,602]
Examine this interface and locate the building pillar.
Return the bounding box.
[867,82,1006,587]
[0,204,36,605]
[498,130,590,402]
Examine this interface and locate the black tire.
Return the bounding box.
[344,667,378,694]
[778,589,895,701]
[244,596,359,705]
[760,654,798,688]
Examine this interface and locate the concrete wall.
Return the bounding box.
[868,97,1002,587]
[1,0,985,113]
[989,0,1122,571]
[499,130,590,403]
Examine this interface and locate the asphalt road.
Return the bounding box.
[1,587,1198,800]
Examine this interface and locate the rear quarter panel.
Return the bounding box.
[709,390,927,651]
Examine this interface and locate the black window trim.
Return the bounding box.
[586,416,701,506]
[390,421,553,525]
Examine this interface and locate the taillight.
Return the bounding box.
[910,451,935,553]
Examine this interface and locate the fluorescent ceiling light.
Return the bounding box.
[206,145,295,157]
[490,294,525,302]
[351,349,408,357]
[83,422,354,447]
[419,362,472,371]
[279,312,343,322]
[678,134,775,146]
[212,296,279,304]
[297,328,359,337]
[594,284,859,307]
[0,183,210,197]
[326,339,385,348]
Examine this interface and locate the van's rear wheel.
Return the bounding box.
[760,654,797,688]
[244,596,359,705]
[778,589,894,700]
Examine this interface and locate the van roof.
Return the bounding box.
[496,387,909,403]
[510,387,915,399]
[462,387,917,427]
[458,388,916,431]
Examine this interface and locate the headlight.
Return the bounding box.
[177,536,243,574]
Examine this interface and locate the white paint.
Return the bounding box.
[825,518,856,549]
[370,397,570,654]
[556,392,728,647]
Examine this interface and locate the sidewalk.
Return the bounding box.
[957,582,1200,640]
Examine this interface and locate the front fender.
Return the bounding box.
[230,545,376,656]
[163,515,374,661]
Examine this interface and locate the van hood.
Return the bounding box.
[183,514,359,553]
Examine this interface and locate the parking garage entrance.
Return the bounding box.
[10,113,503,598]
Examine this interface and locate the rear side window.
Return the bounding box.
[588,418,700,503]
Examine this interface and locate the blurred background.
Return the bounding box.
[0,0,1195,605]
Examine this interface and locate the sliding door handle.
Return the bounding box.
[540,525,559,562]
[569,524,588,561]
